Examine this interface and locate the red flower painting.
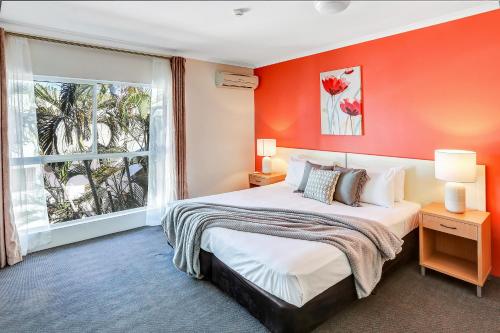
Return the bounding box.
[321,76,348,96]
[340,98,362,134]
[340,99,361,116]
[320,66,362,135]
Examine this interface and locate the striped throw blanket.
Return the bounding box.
[162,202,403,298]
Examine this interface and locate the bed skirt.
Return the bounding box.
[200,228,419,333]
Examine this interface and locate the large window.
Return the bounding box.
[34,76,150,224]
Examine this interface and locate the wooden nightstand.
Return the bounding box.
[419,202,491,297]
[249,172,286,188]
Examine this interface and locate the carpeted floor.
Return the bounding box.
[0,227,498,333]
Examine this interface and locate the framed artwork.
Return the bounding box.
[320,66,362,135]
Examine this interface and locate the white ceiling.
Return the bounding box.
[1,1,498,68]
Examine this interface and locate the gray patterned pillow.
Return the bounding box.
[295,161,335,193]
[303,169,341,204]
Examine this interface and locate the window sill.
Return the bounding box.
[48,207,147,231]
[27,208,148,253]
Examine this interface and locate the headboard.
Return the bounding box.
[272,147,346,170]
[273,147,486,211]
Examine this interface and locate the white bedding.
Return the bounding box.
[188,182,420,307]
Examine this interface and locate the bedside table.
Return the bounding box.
[249,172,286,188]
[419,202,491,297]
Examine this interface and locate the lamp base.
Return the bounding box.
[444,182,466,213]
[262,156,272,174]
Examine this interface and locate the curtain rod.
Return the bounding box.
[6,31,172,60]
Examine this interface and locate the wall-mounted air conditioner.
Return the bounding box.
[215,71,259,89]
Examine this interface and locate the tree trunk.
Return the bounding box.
[123,157,135,199]
[106,190,115,212]
[83,160,102,215]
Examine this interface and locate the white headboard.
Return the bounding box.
[272,147,346,171]
[273,147,486,211]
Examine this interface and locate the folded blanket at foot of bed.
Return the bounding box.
[162,202,403,298]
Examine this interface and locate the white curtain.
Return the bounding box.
[146,58,176,226]
[6,36,50,254]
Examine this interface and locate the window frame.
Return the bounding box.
[33,75,151,225]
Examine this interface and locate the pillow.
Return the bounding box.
[358,168,397,208]
[284,155,307,187]
[295,161,334,193]
[303,169,341,205]
[332,166,368,206]
[393,167,406,202]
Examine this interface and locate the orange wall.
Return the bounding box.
[255,10,500,276]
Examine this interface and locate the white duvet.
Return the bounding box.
[187,182,420,307]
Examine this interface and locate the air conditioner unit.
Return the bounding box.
[215,72,259,89]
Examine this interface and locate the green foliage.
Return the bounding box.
[35,80,150,224]
[97,84,151,153]
[35,82,93,155]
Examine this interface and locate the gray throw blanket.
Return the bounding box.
[162,202,403,298]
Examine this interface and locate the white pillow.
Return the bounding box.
[284,155,307,187]
[393,167,406,202]
[358,168,397,208]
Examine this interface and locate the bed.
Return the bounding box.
[195,182,420,308]
[166,148,486,333]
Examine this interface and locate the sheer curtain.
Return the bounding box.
[146,58,176,226]
[6,36,50,254]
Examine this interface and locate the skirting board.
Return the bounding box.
[273,147,486,211]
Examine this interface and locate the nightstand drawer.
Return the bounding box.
[422,215,477,240]
[249,175,265,185]
[249,172,285,186]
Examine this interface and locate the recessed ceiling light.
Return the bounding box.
[233,8,251,16]
[314,1,350,15]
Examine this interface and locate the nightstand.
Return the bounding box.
[249,172,286,188]
[419,202,491,297]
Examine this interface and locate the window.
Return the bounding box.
[34,76,150,224]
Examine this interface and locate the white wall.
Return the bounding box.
[185,59,255,198]
[29,39,152,83]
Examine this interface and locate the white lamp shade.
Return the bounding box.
[435,149,476,183]
[257,139,276,157]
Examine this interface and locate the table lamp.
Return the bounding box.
[257,139,276,174]
[434,149,476,213]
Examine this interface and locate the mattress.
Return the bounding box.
[190,182,420,307]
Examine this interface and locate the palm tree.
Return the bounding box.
[43,161,81,222]
[96,84,150,206]
[96,84,150,153]
[36,83,93,155]
[35,82,150,223]
[78,157,147,215]
[35,82,102,216]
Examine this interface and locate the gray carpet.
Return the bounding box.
[0,227,498,333]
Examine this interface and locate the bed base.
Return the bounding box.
[200,229,419,333]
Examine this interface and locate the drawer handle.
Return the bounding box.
[439,224,457,230]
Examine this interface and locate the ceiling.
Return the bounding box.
[1,1,498,68]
